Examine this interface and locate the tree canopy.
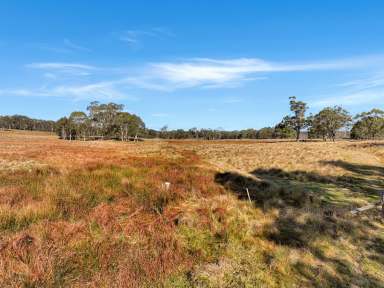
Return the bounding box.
[279,96,310,141]
[351,109,384,139]
[56,102,145,141]
[309,106,351,141]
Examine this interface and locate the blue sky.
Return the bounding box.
[1,0,384,130]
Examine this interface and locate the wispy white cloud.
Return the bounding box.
[119,31,140,46]
[27,62,95,70]
[51,82,127,100]
[312,90,383,107]
[312,72,384,107]
[25,55,384,92]
[28,43,71,54]
[63,38,91,52]
[26,62,95,77]
[0,80,138,101]
[29,39,91,54]
[337,74,384,91]
[5,54,384,102]
[0,88,51,97]
[150,58,271,87]
[145,56,384,90]
[119,27,174,48]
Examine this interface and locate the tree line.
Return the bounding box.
[153,96,384,141]
[276,96,384,141]
[1,98,384,141]
[0,115,55,132]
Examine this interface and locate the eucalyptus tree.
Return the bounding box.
[257,127,274,139]
[309,106,351,141]
[160,125,169,139]
[87,101,124,137]
[115,112,145,140]
[352,109,384,139]
[127,114,145,138]
[287,96,309,141]
[69,111,88,140]
[56,117,71,140]
[274,116,296,139]
[115,112,131,141]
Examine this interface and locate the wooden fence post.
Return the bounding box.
[245,187,252,203]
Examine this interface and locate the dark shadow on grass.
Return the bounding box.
[214,168,371,245]
[252,167,384,196]
[214,162,384,287]
[215,166,381,211]
[322,160,384,177]
[350,142,384,149]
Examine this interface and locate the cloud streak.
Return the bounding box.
[28,39,91,54]
[26,62,96,78]
[119,27,174,48]
[312,90,384,107]
[63,39,91,52]
[0,80,138,101]
[27,62,95,70]
[148,56,384,89]
[6,54,384,101]
[312,72,384,107]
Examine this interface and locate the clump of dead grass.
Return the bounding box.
[0,159,46,172]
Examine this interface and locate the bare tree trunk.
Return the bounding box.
[296,128,300,141]
[61,126,66,140]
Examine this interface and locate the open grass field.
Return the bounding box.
[0,130,383,287]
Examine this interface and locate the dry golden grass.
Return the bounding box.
[0,130,171,171]
[0,131,383,287]
[181,140,382,176]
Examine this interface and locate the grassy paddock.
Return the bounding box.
[0,131,383,287]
